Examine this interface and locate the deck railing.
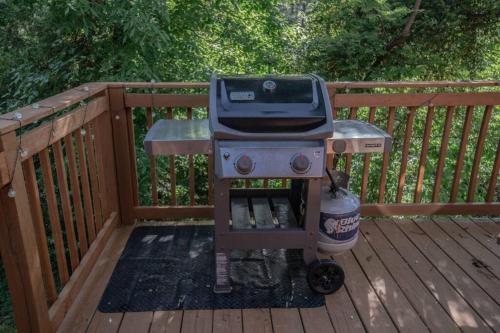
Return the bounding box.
[0,80,499,332]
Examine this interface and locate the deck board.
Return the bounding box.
[213,309,242,333]
[150,311,183,333]
[299,306,335,333]
[414,218,500,302]
[392,219,499,331]
[181,310,212,333]
[335,250,398,333]
[242,309,272,333]
[351,232,429,333]
[86,312,123,333]
[452,217,500,258]
[362,221,460,333]
[118,312,153,333]
[270,308,304,333]
[434,217,500,279]
[57,218,500,333]
[324,285,365,333]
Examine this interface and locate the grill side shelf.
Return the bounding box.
[144,119,392,157]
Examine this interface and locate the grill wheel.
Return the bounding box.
[307,259,345,294]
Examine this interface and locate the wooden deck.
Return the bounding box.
[57,217,500,333]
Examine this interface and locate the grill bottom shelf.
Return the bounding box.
[229,189,300,230]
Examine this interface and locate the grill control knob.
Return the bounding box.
[235,155,253,174]
[291,154,311,174]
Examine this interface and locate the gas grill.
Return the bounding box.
[144,74,392,295]
[210,74,333,293]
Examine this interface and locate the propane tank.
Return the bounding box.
[318,186,360,254]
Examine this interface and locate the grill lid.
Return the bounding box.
[209,74,334,139]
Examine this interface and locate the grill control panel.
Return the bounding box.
[214,140,325,179]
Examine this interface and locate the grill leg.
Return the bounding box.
[213,177,232,293]
[303,178,321,264]
[214,251,232,293]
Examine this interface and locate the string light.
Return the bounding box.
[7,187,16,198]
[78,86,91,136]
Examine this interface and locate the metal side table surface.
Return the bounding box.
[144,119,392,156]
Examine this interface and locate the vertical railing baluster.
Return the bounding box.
[85,123,103,231]
[75,133,96,241]
[146,107,158,205]
[22,157,58,303]
[126,107,139,206]
[65,133,88,255]
[450,105,474,202]
[414,105,434,203]
[486,139,500,202]
[207,106,214,205]
[432,106,454,202]
[467,105,493,202]
[344,107,358,175]
[360,107,376,203]
[53,140,80,270]
[166,106,177,205]
[378,107,396,203]
[40,148,70,284]
[396,106,416,203]
[188,107,195,206]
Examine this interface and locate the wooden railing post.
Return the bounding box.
[0,132,52,333]
[108,87,136,224]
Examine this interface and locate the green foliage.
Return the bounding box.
[303,0,500,80]
[0,262,14,332]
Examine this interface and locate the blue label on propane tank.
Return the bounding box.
[320,209,360,241]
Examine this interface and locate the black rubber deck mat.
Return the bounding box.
[98,226,324,312]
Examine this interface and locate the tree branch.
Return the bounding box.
[363,0,422,80]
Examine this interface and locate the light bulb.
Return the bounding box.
[19,148,28,158]
[80,128,86,136]
[7,187,16,198]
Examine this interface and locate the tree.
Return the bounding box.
[301,0,500,81]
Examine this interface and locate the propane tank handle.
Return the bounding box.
[325,167,339,197]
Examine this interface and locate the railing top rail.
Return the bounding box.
[107,82,209,89]
[108,80,499,89]
[2,80,498,134]
[327,80,499,89]
[0,83,107,135]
